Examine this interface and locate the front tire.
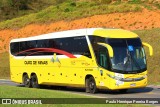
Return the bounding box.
[86,77,97,94]
[23,74,31,88]
[30,74,39,88]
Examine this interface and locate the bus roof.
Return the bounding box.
[10,28,139,42]
[93,29,138,38]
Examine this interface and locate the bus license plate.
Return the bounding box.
[130,83,136,87]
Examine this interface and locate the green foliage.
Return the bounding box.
[154,3,160,9]
[0,0,56,22]
[100,0,112,4]
[55,0,67,4]
[0,2,143,29]
[0,86,90,98]
[0,52,10,78]
[128,0,143,4]
[0,86,150,107]
[89,0,112,4]
[70,2,76,7]
[0,0,159,23]
[112,0,122,5]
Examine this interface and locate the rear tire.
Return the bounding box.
[86,77,97,94]
[31,74,39,88]
[23,74,31,88]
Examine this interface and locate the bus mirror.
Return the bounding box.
[142,42,153,56]
[97,43,114,58]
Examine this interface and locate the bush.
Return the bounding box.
[55,0,66,4]
[64,8,70,12]
[128,0,143,4]
[100,0,112,4]
[70,2,76,7]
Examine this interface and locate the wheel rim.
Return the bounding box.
[89,80,95,91]
[24,78,29,85]
[32,77,37,86]
[31,75,39,88]
[24,76,30,86]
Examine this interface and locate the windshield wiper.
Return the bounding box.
[125,39,141,72]
[123,51,131,72]
[130,54,141,71]
[123,40,132,72]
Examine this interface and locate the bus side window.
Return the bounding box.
[10,42,19,56]
[97,46,109,70]
[99,52,107,68]
[89,36,110,70]
[93,45,110,70]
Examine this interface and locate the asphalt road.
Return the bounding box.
[0,79,160,106]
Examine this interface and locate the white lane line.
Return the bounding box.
[145,92,160,95]
[0,79,11,81]
[0,79,159,98]
[1,82,9,84]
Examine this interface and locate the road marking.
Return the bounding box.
[145,92,160,95]
[0,79,7,80]
[146,92,154,94]
[0,79,10,81]
[1,81,12,83]
[0,79,160,99]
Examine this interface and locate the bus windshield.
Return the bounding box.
[107,38,147,73]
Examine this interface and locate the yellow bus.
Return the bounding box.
[9,28,153,93]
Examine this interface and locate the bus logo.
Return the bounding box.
[51,53,60,64]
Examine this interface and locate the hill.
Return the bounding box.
[1,8,160,53]
[0,0,60,22]
[0,0,160,84]
[0,0,160,22]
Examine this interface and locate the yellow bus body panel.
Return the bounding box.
[94,29,138,38]
[10,55,147,90]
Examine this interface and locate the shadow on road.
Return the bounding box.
[91,87,153,95]
[17,84,154,95]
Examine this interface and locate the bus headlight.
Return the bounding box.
[107,74,123,81]
[143,75,147,78]
[107,73,147,82]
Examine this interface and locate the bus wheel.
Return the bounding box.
[119,89,128,93]
[86,77,97,94]
[31,74,39,88]
[23,74,31,88]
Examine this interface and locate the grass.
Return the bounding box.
[1,0,159,25]
[153,82,160,85]
[0,86,152,107]
[0,52,10,79]
[0,86,88,98]
[0,1,142,30]
[0,0,58,22]
[0,0,160,30]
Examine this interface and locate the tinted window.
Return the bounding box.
[89,36,110,70]
[10,36,91,58]
[107,38,146,73]
[10,42,19,55]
